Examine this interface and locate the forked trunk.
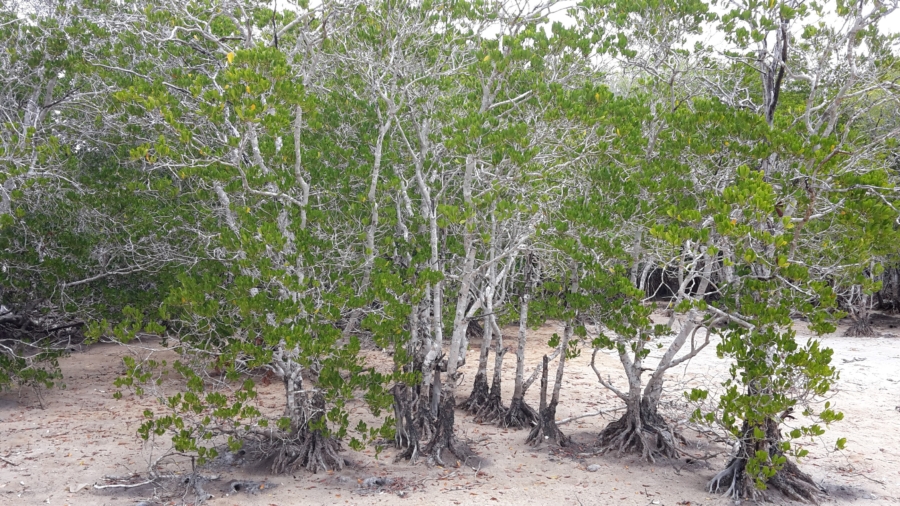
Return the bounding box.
[593,313,705,462]
[474,328,507,423]
[526,350,568,447]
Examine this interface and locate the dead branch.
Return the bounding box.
[557,407,624,426]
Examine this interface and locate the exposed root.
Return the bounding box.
[597,404,680,462]
[499,396,538,429]
[459,371,490,414]
[709,418,824,503]
[770,459,824,503]
[526,354,568,447]
[843,318,875,337]
[185,472,215,503]
[422,392,477,467]
[473,385,506,424]
[270,430,344,474]
[708,455,823,503]
[392,383,426,463]
[526,400,568,447]
[474,348,508,424]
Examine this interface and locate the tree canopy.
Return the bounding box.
[1,0,898,500]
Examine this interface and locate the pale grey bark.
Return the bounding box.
[512,278,531,399]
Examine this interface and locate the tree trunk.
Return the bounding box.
[475,316,507,423]
[693,238,716,299]
[594,313,705,461]
[844,289,874,337]
[391,383,424,462]
[708,418,823,503]
[464,208,503,416]
[526,320,572,447]
[500,270,538,428]
[392,300,436,461]
[446,154,478,378]
[422,154,480,465]
[460,315,492,413]
[421,385,477,467]
[501,394,538,429]
[341,118,393,339]
[891,266,900,312]
[596,326,683,461]
[266,345,342,473]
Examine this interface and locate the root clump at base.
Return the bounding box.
[843,318,875,337]
[597,402,681,463]
[474,347,508,424]
[708,455,823,503]
[499,396,538,429]
[709,418,824,503]
[459,371,490,414]
[422,393,478,468]
[526,401,568,447]
[391,384,421,463]
[269,430,345,474]
[526,353,569,447]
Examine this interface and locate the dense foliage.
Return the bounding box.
[2,0,898,500]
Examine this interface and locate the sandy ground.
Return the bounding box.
[2,312,899,506]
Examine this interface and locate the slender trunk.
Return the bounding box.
[343,117,392,338]
[629,229,643,287]
[462,186,498,414]
[512,286,530,398]
[447,154,477,380]
[694,239,716,299]
[527,321,572,446]
[424,193,443,419]
[474,313,507,423]
[419,284,434,412]
[551,324,569,406]
[892,267,899,311]
[475,312,493,379]
[422,156,481,464]
[500,256,538,428]
[430,369,442,417]
[423,202,443,418]
[394,296,433,460]
[292,106,310,230]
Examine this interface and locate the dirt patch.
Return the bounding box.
[2,313,899,505]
